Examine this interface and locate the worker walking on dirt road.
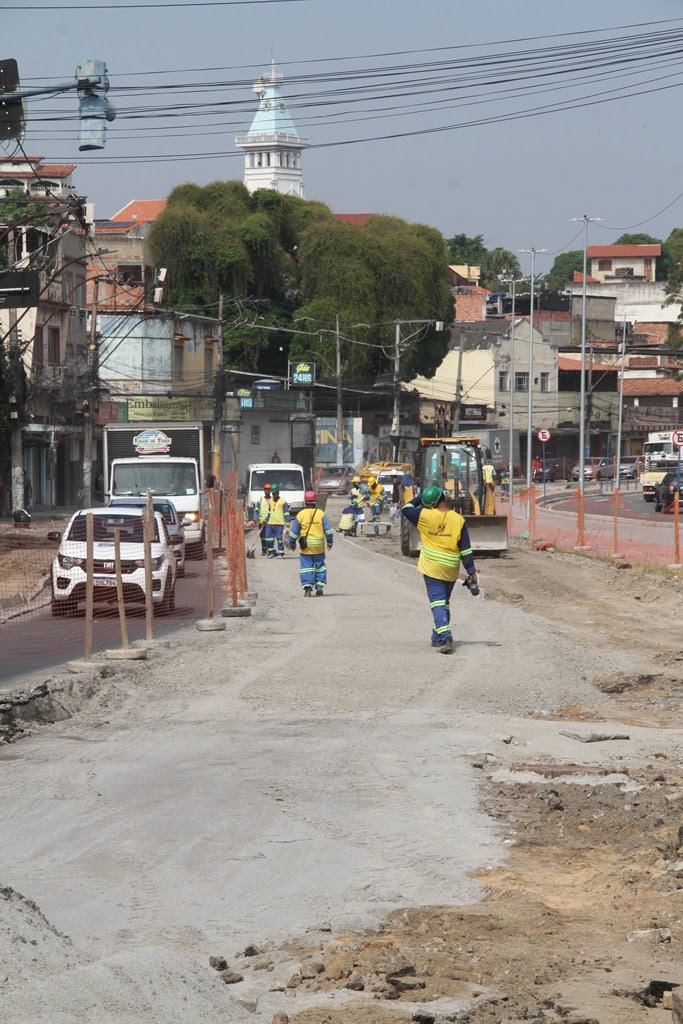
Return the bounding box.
[254,482,272,555]
[264,483,290,557]
[401,486,479,655]
[288,490,334,595]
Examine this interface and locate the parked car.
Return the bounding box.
[618,456,642,480]
[317,465,354,494]
[571,458,615,482]
[107,497,186,576]
[654,472,682,512]
[50,508,176,617]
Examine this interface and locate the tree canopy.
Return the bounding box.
[149,183,453,384]
[543,250,583,291]
[445,232,522,289]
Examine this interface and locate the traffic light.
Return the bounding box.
[76,58,115,151]
[0,59,25,141]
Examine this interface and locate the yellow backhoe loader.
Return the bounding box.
[400,437,508,557]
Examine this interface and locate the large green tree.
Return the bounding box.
[149,185,453,383]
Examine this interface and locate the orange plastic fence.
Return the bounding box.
[508,486,683,566]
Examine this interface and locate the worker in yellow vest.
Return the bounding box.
[482,461,496,515]
[253,482,272,555]
[264,483,290,557]
[288,490,334,595]
[401,485,479,655]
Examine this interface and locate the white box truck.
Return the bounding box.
[103,423,208,558]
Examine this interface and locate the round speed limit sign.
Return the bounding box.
[537,428,551,443]
[673,429,683,447]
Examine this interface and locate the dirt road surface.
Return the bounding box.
[1,505,682,1023]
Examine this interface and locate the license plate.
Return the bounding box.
[93,577,116,587]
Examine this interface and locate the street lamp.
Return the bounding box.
[570,214,602,496]
[498,271,523,486]
[518,247,547,490]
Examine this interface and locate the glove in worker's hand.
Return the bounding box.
[463,572,480,597]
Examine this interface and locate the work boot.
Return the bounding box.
[315,588,324,597]
[304,587,312,597]
[438,638,454,655]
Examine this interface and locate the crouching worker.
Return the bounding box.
[401,485,479,655]
[288,490,334,596]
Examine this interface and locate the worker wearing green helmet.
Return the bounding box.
[264,483,290,557]
[400,486,479,655]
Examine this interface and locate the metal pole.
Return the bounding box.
[392,320,401,460]
[7,221,24,514]
[572,214,602,493]
[454,328,464,433]
[525,248,536,491]
[615,314,627,495]
[212,292,224,480]
[83,275,99,508]
[335,312,344,466]
[507,280,517,491]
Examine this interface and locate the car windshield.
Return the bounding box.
[423,444,481,496]
[250,469,304,491]
[67,513,159,543]
[109,498,176,522]
[112,462,197,497]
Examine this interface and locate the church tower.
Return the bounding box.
[235,62,310,197]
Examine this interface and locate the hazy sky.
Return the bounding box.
[6,0,683,273]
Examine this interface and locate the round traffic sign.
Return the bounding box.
[673,429,683,448]
[537,428,551,443]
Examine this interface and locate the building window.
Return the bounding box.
[62,271,72,303]
[251,424,261,445]
[498,370,510,392]
[34,326,44,371]
[173,343,183,380]
[540,372,550,392]
[117,264,143,285]
[48,327,60,365]
[204,345,213,381]
[515,372,529,392]
[598,259,612,272]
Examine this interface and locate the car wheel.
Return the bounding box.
[158,578,173,614]
[177,563,185,578]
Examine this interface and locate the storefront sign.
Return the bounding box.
[289,361,316,388]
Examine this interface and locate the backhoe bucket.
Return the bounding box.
[464,514,509,556]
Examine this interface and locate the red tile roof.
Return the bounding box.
[588,244,660,258]
[334,213,374,227]
[557,356,618,372]
[622,378,683,396]
[572,270,600,284]
[0,164,75,179]
[111,199,167,223]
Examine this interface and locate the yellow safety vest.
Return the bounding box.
[369,483,384,504]
[257,496,270,523]
[295,508,326,552]
[416,506,470,582]
[268,496,288,526]
[483,464,495,484]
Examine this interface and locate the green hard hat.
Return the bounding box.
[271,483,280,492]
[422,485,444,508]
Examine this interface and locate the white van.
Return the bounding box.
[246,463,306,518]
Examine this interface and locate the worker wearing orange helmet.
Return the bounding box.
[288,490,334,595]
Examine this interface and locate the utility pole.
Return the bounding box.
[570,213,602,497]
[335,312,344,466]
[212,292,224,481]
[391,320,401,460]
[453,328,464,433]
[518,246,547,490]
[7,220,24,513]
[82,275,99,507]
